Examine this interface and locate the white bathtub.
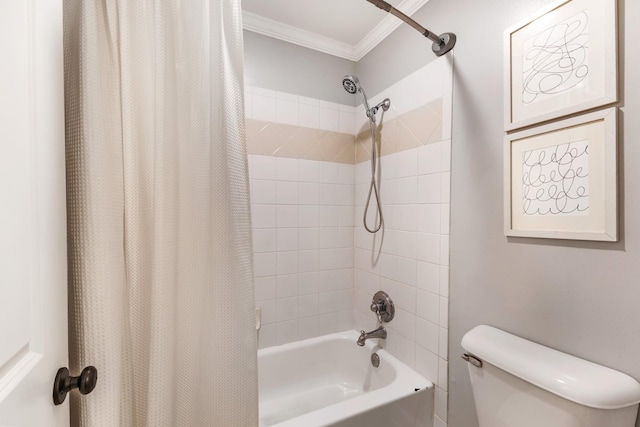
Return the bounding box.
[258,330,434,427]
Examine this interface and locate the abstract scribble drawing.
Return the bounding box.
[522,10,589,105]
[522,140,589,216]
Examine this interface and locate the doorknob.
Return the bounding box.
[52,366,98,405]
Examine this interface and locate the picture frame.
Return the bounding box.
[504,0,618,131]
[504,107,617,241]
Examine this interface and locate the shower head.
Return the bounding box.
[342,75,360,94]
[341,75,390,124]
[342,75,372,119]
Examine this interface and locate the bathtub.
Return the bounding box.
[258,330,434,427]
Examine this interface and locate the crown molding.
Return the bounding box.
[242,12,359,61]
[242,0,430,62]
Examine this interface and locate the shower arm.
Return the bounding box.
[365,0,456,56]
[366,0,440,44]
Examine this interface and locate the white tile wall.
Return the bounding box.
[250,155,355,349]
[354,139,451,427]
[354,141,450,425]
[247,55,452,426]
[245,86,357,134]
[352,58,452,427]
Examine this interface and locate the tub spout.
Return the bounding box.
[357,326,387,346]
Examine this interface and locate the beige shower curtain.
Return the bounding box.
[64,1,257,425]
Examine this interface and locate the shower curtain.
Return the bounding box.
[64,1,257,425]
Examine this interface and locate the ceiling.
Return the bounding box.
[242,0,430,62]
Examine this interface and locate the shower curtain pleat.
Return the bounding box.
[64,1,258,426]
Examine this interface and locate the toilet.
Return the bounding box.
[461,325,640,427]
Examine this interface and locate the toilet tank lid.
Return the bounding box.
[461,325,640,410]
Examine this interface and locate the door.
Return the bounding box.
[0,0,69,425]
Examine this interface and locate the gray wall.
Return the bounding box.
[358,0,640,426]
[243,31,357,105]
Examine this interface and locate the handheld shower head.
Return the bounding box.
[342,75,360,94]
[342,75,374,120]
[342,74,390,235]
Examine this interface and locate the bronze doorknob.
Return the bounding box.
[53,366,97,405]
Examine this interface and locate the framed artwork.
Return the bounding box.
[504,108,617,241]
[504,0,618,131]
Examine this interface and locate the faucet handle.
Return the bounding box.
[369,291,394,323]
[370,302,384,323]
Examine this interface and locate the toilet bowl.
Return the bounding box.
[462,325,640,427]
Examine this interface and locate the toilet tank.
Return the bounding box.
[462,326,640,427]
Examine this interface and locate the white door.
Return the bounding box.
[0,0,69,425]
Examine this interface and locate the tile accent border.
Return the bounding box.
[356,98,443,163]
[246,120,356,164]
[245,96,444,166]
